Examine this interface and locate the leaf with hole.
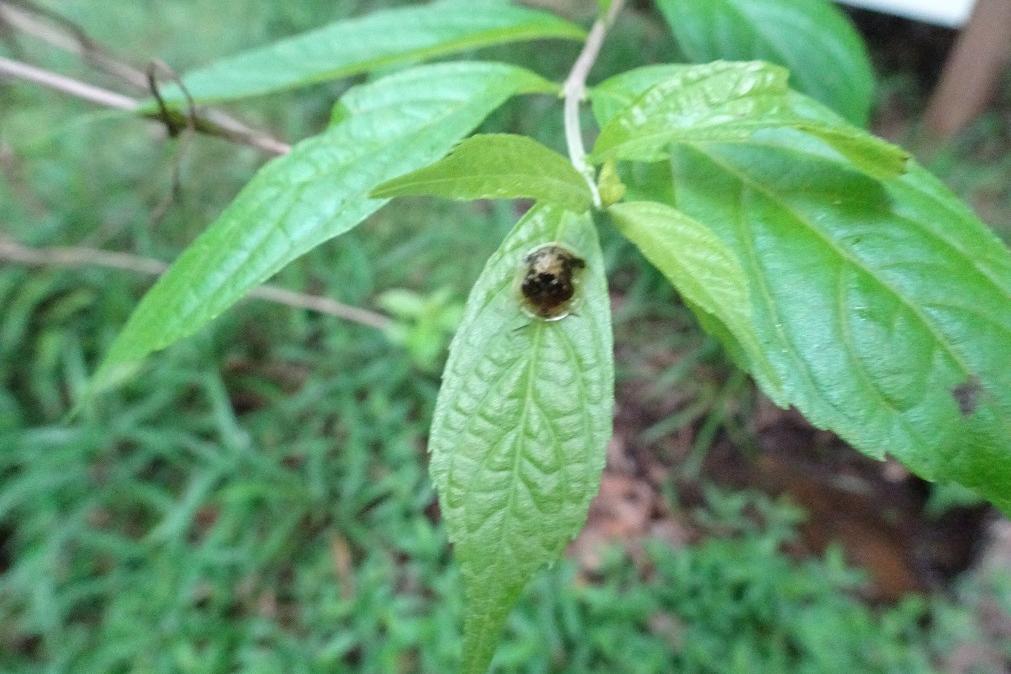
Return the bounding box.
[669,139,1011,512]
[372,134,593,212]
[429,203,613,673]
[92,62,553,393]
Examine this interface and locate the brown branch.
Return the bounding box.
[191,109,291,156]
[0,56,291,155]
[0,237,392,331]
[0,55,138,109]
[0,2,291,155]
[145,59,197,223]
[0,0,149,89]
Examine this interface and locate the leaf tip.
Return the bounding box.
[89,357,145,399]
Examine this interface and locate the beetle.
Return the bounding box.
[517,243,586,320]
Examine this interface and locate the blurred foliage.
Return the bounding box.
[1,0,1009,672]
[378,287,464,373]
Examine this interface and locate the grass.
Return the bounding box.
[2,1,1010,672]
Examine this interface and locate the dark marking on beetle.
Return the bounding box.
[518,243,586,320]
[952,376,982,417]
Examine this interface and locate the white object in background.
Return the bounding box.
[836,0,976,27]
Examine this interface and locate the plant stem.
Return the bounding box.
[0,1,291,155]
[1,55,295,155]
[0,237,391,330]
[0,56,291,155]
[0,55,138,110]
[0,0,151,90]
[562,0,624,210]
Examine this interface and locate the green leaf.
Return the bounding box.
[591,61,791,162]
[669,140,1011,512]
[590,62,907,179]
[92,62,552,393]
[429,204,614,673]
[151,1,582,105]
[371,134,592,212]
[590,63,700,127]
[608,201,780,392]
[749,91,911,179]
[784,120,908,179]
[655,0,874,126]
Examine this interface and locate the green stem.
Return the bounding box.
[561,0,624,209]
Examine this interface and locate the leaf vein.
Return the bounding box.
[694,144,978,382]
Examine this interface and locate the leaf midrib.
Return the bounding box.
[713,138,1010,293]
[690,142,977,381]
[461,320,544,671]
[462,209,572,592]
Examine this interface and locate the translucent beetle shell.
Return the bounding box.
[517,243,586,321]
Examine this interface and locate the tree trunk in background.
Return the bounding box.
[924,0,1011,137]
